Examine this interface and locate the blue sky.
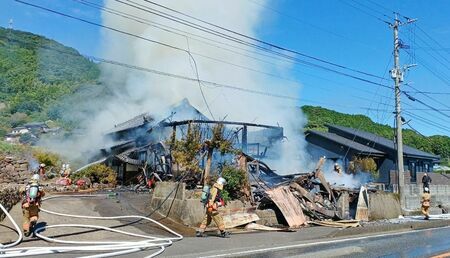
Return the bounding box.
[2,0,450,136]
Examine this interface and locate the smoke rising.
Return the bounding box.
[43,0,314,173]
[323,160,373,189]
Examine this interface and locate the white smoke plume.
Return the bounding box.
[45,0,315,173]
[322,160,373,189]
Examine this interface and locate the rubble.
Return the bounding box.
[247,157,373,228]
[309,220,360,228]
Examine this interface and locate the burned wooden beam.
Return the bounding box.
[266,186,307,228]
[160,119,282,130]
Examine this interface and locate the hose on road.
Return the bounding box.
[0,194,183,257]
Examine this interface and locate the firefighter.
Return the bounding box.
[196,177,230,238]
[422,173,432,191]
[421,187,431,220]
[334,163,343,176]
[38,163,46,180]
[20,174,45,236]
[63,164,71,178]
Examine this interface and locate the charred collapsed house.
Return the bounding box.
[93,99,286,185]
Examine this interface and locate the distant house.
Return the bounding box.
[5,122,54,144]
[23,122,48,131]
[10,127,29,135]
[4,133,20,143]
[306,124,440,185]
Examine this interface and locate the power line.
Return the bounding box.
[363,0,394,16]
[416,25,450,55]
[409,29,450,68]
[245,0,381,52]
[352,2,450,120]
[402,99,450,127]
[403,91,450,119]
[347,0,391,20]
[73,0,305,87]
[2,31,300,102]
[403,90,450,95]
[4,32,403,124]
[17,0,395,92]
[339,0,391,25]
[15,0,392,91]
[83,0,395,97]
[403,110,450,133]
[128,0,390,81]
[404,49,450,88]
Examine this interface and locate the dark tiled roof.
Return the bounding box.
[104,99,208,135]
[115,148,143,166]
[327,124,440,160]
[105,113,154,134]
[308,130,385,155]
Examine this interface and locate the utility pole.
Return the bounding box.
[390,13,416,210]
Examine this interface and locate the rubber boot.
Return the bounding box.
[196,231,206,237]
[30,221,37,235]
[219,230,230,238]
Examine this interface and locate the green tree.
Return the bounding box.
[203,124,234,184]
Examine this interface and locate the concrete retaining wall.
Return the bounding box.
[368,192,401,220]
[150,182,256,227]
[403,184,450,211]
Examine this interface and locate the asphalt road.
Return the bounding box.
[167,226,450,258]
[2,192,450,258]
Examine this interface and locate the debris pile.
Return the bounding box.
[251,157,369,228]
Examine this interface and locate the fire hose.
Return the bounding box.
[0,194,183,257]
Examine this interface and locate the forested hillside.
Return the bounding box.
[0,27,99,134]
[302,105,450,162]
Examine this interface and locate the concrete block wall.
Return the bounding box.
[403,184,450,210]
[390,171,450,185]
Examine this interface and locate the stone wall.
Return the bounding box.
[0,155,30,184]
[0,184,21,221]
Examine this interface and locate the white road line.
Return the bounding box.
[200,225,450,258]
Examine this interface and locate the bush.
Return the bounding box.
[71,164,117,186]
[0,140,27,154]
[9,112,28,127]
[221,165,247,202]
[32,148,61,167]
